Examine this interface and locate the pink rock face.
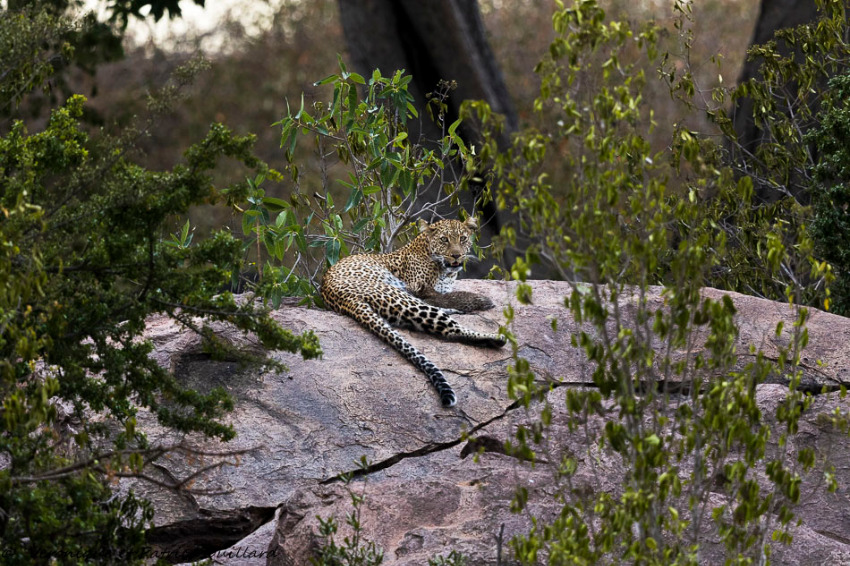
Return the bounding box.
[131,281,850,565]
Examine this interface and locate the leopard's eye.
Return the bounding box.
[441,236,449,244]
[460,235,468,243]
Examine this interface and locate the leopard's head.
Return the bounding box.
[419,217,479,271]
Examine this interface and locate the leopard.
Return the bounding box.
[320,216,506,407]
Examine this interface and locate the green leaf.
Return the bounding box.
[314,74,338,86]
[294,92,305,119]
[325,238,341,265]
[448,117,467,154]
[180,219,191,244]
[398,169,415,196]
[343,188,362,213]
[242,210,258,235]
[262,197,288,212]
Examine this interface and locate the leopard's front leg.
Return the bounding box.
[414,287,495,313]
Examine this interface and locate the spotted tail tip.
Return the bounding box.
[441,391,457,407]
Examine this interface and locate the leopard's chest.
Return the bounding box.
[384,256,440,289]
[434,270,459,294]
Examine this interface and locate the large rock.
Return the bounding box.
[131,280,850,565]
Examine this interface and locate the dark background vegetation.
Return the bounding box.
[59,0,760,235]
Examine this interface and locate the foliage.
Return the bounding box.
[75,0,762,247]
[0,6,320,564]
[428,550,468,566]
[312,459,384,566]
[467,0,843,308]
[104,0,205,28]
[240,60,480,306]
[661,0,849,305]
[456,0,845,563]
[312,489,385,566]
[809,72,850,315]
[2,0,124,122]
[711,0,850,201]
[0,8,73,115]
[311,460,469,566]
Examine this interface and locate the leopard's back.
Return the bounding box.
[321,253,401,310]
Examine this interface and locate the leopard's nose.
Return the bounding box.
[451,253,461,259]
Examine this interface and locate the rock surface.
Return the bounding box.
[130,280,850,565]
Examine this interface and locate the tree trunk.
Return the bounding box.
[337,0,518,253]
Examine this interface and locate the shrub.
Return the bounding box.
[809,73,850,315]
[241,60,486,306]
[0,8,320,563]
[456,0,844,563]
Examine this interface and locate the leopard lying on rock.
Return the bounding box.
[320,216,506,407]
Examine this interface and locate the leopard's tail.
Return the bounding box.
[344,301,457,407]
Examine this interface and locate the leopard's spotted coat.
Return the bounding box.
[320,217,505,406]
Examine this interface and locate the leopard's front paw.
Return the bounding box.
[460,292,495,312]
[439,291,495,313]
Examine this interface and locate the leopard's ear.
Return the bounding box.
[464,216,479,232]
[418,218,432,233]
